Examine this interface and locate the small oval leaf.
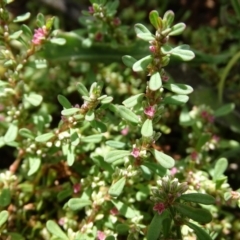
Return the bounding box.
[111,199,136,218]
[141,119,153,137]
[149,71,162,91]
[58,95,72,109]
[122,55,137,68]
[213,158,228,181]
[46,220,69,240]
[134,23,151,35]
[163,95,189,105]
[116,105,139,123]
[132,55,152,72]
[169,23,186,36]
[67,198,92,211]
[105,150,130,163]
[153,149,175,169]
[214,103,235,117]
[61,108,79,116]
[164,83,193,95]
[0,210,8,227]
[122,93,144,108]
[35,132,55,142]
[28,157,41,176]
[109,177,126,197]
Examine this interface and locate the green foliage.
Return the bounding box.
[0,1,239,239]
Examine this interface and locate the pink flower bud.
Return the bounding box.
[121,127,129,136]
[73,183,81,193]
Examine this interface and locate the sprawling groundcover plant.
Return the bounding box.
[1,0,240,239]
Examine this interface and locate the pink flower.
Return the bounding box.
[113,17,121,26]
[110,207,119,215]
[153,202,165,215]
[32,27,47,45]
[191,151,198,160]
[97,231,106,240]
[200,110,214,123]
[88,6,94,14]
[170,167,178,176]
[144,106,155,118]
[121,127,129,136]
[73,183,81,194]
[58,218,65,226]
[131,147,140,158]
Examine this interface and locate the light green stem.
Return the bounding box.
[218,50,240,103]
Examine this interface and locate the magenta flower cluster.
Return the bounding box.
[32,27,47,45]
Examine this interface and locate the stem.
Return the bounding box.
[169,206,182,240]
[218,50,240,103]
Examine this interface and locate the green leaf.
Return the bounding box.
[169,23,186,36]
[175,204,212,224]
[0,210,8,227]
[185,222,212,240]
[18,128,35,140]
[105,140,125,149]
[13,12,31,22]
[57,187,72,202]
[21,24,32,37]
[101,96,113,104]
[90,120,107,132]
[36,13,45,27]
[111,200,136,218]
[153,149,175,169]
[141,119,153,137]
[61,108,79,116]
[132,55,152,72]
[214,103,235,117]
[140,165,152,180]
[196,133,211,152]
[109,177,126,197]
[105,236,115,240]
[149,71,162,91]
[81,134,103,143]
[50,38,66,45]
[46,220,69,240]
[134,23,152,35]
[0,188,11,207]
[105,150,130,163]
[115,105,139,123]
[70,131,80,146]
[179,107,193,126]
[213,158,228,181]
[122,93,144,108]
[4,123,18,143]
[163,10,175,27]
[170,45,195,61]
[142,162,166,177]
[35,132,55,142]
[122,55,137,68]
[163,95,189,105]
[147,211,169,240]
[85,109,95,121]
[137,33,155,41]
[9,30,23,40]
[28,157,41,176]
[149,10,162,29]
[67,145,75,166]
[164,83,193,95]
[24,93,43,106]
[77,82,89,96]
[7,233,25,240]
[58,95,72,109]
[67,198,91,211]
[178,193,215,205]
[231,0,240,18]
[162,218,171,238]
